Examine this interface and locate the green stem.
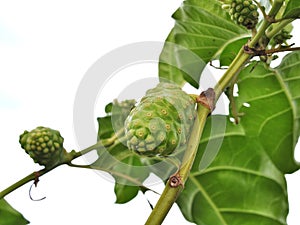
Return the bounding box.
[269,0,284,18]
[215,0,284,99]
[145,1,285,224]
[145,104,210,225]
[214,48,248,100]
[0,136,115,199]
[71,140,106,158]
[266,19,294,39]
[227,78,240,124]
[214,9,274,99]
[178,106,210,183]
[0,0,287,213]
[68,163,146,188]
[0,169,47,199]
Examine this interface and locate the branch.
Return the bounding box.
[144,1,285,224]
[244,44,300,57]
[266,19,294,39]
[68,163,152,191]
[0,138,110,199]
[145,104,210,225]
[0,169,48,199]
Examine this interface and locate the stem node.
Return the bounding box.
[196,88,216,112]
[169,173,184,188]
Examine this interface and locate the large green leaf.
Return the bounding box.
[275,52,300,136]
[94,100,150,203]
[176,54,300,224]
[219,37,249,67]
[0,199,29,225]
[178,117,288,225]
[114,183,140,204]
[159,0,249,88]
[97,99,136,140]
[236,61,299,173]
[282,0,300,19]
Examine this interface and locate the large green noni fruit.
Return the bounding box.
[19,126,65,167]
[125,82,196,157]
[229,0,259,29]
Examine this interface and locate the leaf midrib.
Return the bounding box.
[273,67,299,147]
[175,32,227,42]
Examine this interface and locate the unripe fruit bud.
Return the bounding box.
[272,29,293,46]
[228,0,259,29]
[125,82,196,157]
[19,126,65,168]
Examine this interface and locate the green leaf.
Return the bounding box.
[92,140,150,204]
[97,99,136,140]
[275,51,300,135]
[219,37,249,66]
[94,100,152,203]
[0,199,29,225]
[159,0,249,88]
[97,116,114,140]
[114,183,139,204]
[178,116,289,225]
[177,55,300,224]
[105,102,113,113]
[282,0,300,19]
[236,61,299,173]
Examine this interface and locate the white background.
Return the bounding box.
[0,1,299,224]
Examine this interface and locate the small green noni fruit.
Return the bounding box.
[228,0,259,29]
[272,29,293,46]
[125,82,196,157]
[19,126,65,167]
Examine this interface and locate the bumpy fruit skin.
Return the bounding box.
[125,82,196,157]
[229,0,259,29]
[19,126,65,167]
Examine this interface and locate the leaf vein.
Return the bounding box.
[258,108,292,135]
[238,72,274,82]
[278,61,300,71]
[189,175,228,225]
[181,4,246,34]
[219,208,286,225]
[192,166,286,192]
[283,76,300,82]
[247,89,284,102]
[175,20,241,36]
[292,95,300,100]
[175,32,228,42]
[200,132,245,144]
[273,68,298,148]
